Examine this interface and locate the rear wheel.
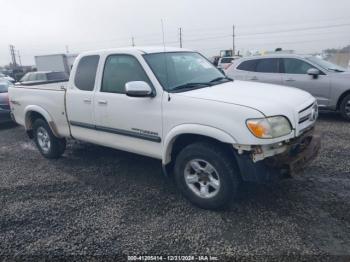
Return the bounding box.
[33,118,66,159]
[340,94,350,121]
[174,142,240,210]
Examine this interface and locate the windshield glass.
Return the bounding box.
[144,52,224,91]
[306,57,347,72]
[47,72,69,81]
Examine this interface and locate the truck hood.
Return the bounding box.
[176,80,314,123]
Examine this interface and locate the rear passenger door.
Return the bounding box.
[66,55,100,140]
[248,58,283,85]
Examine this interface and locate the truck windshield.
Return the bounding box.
[144,52,225,92]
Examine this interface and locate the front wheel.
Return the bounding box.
[340,94,350,121]
[174,142,240,210]
[33,119,66,159]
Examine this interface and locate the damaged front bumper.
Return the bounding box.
[235,129,321,183]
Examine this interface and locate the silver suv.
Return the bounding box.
[226,54,350,120]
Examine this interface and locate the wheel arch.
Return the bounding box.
[162,124,238,166]
[24,105,60,138]
[336,90,350,110]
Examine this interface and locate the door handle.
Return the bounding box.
[285,78,296,82]
[250,76,258,81]
[98,100,108,105]
[83,98,92,104]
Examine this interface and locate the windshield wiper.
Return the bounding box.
[170,82,212,93]
[328,68,345,72]
[210,76,233,82]
[170,77,233,93]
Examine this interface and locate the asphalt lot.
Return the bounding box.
[0,112,350,260]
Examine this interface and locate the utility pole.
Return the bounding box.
[179,27,183,48]
[131,36,135,47]
[9,45,17,68]
[232,25,235,56]
[17,50,22,66]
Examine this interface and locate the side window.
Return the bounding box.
[283,58,315,74]
[237,60,257,72]
[21,74,29,82]
[35,73,46,81]
[28,73,36,81]
[101,54,151,94]
[74,55,100,91]
[255,59,279,73]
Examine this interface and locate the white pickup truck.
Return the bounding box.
[9,47,320,209]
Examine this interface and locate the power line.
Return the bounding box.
[232,25,235,55]
[237,23,350,37]
[17,50,22,66]
[9,45,17,68]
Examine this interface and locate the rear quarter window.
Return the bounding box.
[237,60,257,72]
[74,55,100,91]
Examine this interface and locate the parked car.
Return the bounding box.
[0,73,15,83]
[226,54,350,120]
[9,47,320,209]
[18,71,69,85]
[0,80,14,124]
[209,56,220,67]
[217,56,240,70]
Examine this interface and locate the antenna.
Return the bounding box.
[161,19,169,93]
[161,19,166,51]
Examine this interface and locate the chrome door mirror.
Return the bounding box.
[307,68,320,79]
[125,81,154,97]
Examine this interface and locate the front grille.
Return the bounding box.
[298,102,318,135]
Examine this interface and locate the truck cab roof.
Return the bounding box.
[80,46,193,56]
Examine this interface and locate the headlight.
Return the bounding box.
[246,116,292,139]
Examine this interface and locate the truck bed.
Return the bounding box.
[9,82,71,137]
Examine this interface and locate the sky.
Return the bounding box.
[1,0,350,66]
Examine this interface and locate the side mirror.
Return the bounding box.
[307,68,320,79]
[125,81,154,97]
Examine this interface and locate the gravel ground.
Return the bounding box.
[0,112,350,261]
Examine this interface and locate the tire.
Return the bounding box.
[32,118,66,159]
[340,94,350,121]
[174,142,240,210]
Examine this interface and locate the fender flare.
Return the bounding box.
[24,105,60,137]
[162,124,237,165]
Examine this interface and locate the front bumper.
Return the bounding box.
[235,130,321,182]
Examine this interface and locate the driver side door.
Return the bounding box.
[93,54,163,158]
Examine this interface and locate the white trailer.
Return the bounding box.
[35,54,78,74]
